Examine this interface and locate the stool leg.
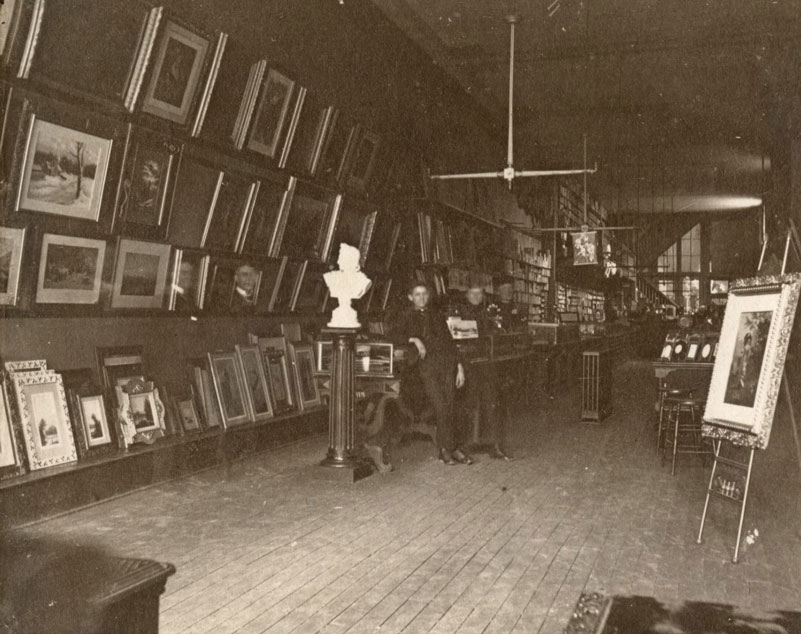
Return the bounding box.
[671,405,680,476]
[657,393,665,454]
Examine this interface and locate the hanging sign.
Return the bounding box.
[571,231,598,265]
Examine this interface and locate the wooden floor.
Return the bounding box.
[19,360,801,634]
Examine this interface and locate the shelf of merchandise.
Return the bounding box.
[557,283,605,322]
[502,228,552,323]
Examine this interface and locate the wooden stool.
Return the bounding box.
[662,396,709,475]
[656,387,692,454]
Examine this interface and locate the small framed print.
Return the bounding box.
[204,260,237,312]
[35,233,106,305]
[68,390,115,458]
[710,279,729,295]
[176,398,202,433]
[96,345,145,392]
[202,172,256,253]
[236,344,273,422]
[346,127,381,191]
[110,238,171,309]
[231,262,262,312]
[257,338,295,414]
[288,343,321,411]
[115,381,166,446]
[168,248,209,312]
[208,351,250,427]
[141,20,210,125]
[0,226,26,306]
[11,370,77,470]
[317,110,356,187]
[239,177,290,256]
[247,69,295,159]
[116,130,182,239]
[17,116,112,222]
[365,216,400,273]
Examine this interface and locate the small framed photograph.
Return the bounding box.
[289,343,321,411]
[0,226,26,306]
[17,116,112,222]
[115,381,167,446]
[231,262,262,311]
[346,127,381,191]
[167,157,224,248]
[276,180,341,262]
[355,342,394,377]
[141,20,210,125]
[703,274,801,449]
[168,248,209,312]
[236,344,274,422]
[176,398,202,433]
[11,370,77,470]
[208,351,251,427]
[127,391,161,433]
[255,336,295,413]
[202,173,256,253]
[69,390,115,458]
[110,238,171,309]
[204,260,236,312]
[35,233,106,305]
[115,130,182,239]
[247,69,296,159]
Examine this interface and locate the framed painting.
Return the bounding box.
[231,262,262,312]
[285,93,331,177]
[271,258,304,313]
[141,20,210,125]
[168,248,209,312]
[202,172,256,253]
[0,381,25,477]
[204,260,236,312]
[702,273,801,449]
[110,238,171,309]
[280,323,302,343]
[176,397,202,433]
[35,233,106,305]
[68,389,116,458]
[96,346,145,392]
[16,116,112,222]
[710,279,729,295]
[167,157,223,248]
[276,180,340,262]
[11,370,77,470]
[115,381,167,446]
[331,198,376,267]
[254,256,286,314]
[572,231,599,266]
[364,216,400,273]
[293,262,329,314]
[0,226,26,306]
[235,344,273,422]
[346,127,381,191]
[239,177,290,256]
[247,69,295,159]
[289,343,321,411]
[316,110,355,187]
[257,337,295,413]
[208,351,250,427]
[115,130,182,239]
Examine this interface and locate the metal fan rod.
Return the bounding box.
[515,166,597,177]
[507,15,517,168]
[430,171,505,180]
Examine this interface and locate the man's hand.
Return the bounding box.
[409,337,426,360]
[456,363,465,389]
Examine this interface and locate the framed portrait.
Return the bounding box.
[17,116,112,222]
[703,273,801,449]
[167,157,223,248]
[0,382,24,476]
[365,216,401,273]
[141,20,210,125]
[254,256,286,314]
[168,248,209,312]
[110,238,171,309]
[35,233,106,305]
[255,336,295,413]
[346,127,381,191]
[0,226,26,306]
[276,180,340,262]
[208,351,250,427]
[235,344,273,422]
[68,390,115,458]
[289,344,321,411]
[202,172,256,253]
[294,262,329,314]
[247,69,295,159]
[96,346,145,392]
[271,259,304,313]
[231,262,262,312]
[116,131,181,239]
[239,177,290,256]
[331,198,377,267]
[11,370,77,470]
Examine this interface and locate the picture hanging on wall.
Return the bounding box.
[316,110,355,187]
[109,238,171,309]
[168,249,209,312]
[17,117,112,222]
[346,127,381,191]
[208,351,251,427]
[239,178,290,256]
[702,273,801,449]
[141,20,210,125]
[202,173,256,253]
[271,259,304,313]
[167,157,223,248]
[254,256,286,314]
[247,69,296,159]
[35,233,106,305]
[116,131,182,239]
[331,198,376,267]
[11,370,78,471]
[0,226,26,306]
[276,180,340,262]
[293,262,330,314]
[285,94,331,176]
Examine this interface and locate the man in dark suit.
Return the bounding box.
[388,282,472,465]
[458,283,512,460]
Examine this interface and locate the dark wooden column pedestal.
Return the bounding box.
[317,328,372,482]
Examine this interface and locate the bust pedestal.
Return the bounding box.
[317,328,372,482]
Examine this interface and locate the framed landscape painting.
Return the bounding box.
[35,233,106,304]
[141,20,210,125]
[248,69,295,159]
[67,387,116,458]
[17,117,112,222]
[110,239,171,309]
[0,226,26,306]
[702,273,801,449]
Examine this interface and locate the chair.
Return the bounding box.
[655,368,711,455]
[662,395,711,475]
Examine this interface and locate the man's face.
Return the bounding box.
[466,288,484,306]
[408,286,430,310]
[235,265,259,294]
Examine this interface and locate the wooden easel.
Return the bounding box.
[697,221,801,563]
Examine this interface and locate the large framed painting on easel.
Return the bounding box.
[702,273,801,449]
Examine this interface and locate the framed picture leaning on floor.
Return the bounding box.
[702,273,801,449]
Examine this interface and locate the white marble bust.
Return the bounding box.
[324,243,371,328]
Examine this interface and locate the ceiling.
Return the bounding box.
[372,0,801,216]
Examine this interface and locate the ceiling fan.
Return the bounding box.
[430,15,597,189]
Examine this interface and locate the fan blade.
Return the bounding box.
[515,167,597,177]
[429,171,504,180]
